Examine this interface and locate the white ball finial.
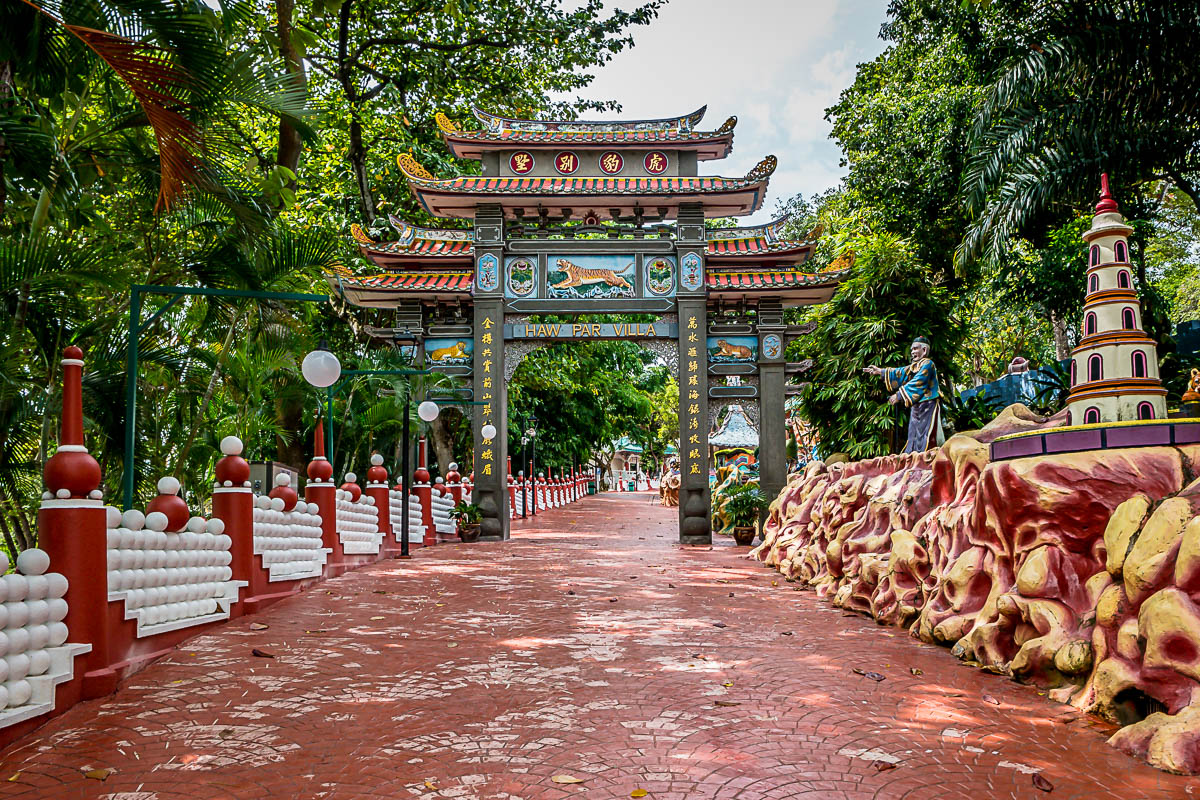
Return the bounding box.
[449,462,458,471]
[275,473,291,487]
[157,476,181,496]
[121,509,146,530]
[16,549,50,576]
[144,511,169,532]
[370,453,384,466]
[55,488,70,499]
[220,436,244,456]
[105,506,122,529]
[345,472,357,483]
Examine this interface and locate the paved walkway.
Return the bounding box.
[2,493,1197,799]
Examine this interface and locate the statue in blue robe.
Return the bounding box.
[864,337,943,453]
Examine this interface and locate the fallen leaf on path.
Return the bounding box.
[667,583,676,588]
[982,694,1000,705]
[7,773,18,781]
[631,790,648,798]
[609,598,619,603]
[872,760,897,772]
[251,648,275,659]
[910,668,923,676]
[370,616,385,621]
[551,775,585,784]
[248,622,269,631]
[851,668,885,681]
[713,622,727,628]
[447,643,458,648]
[780,631,793,636]
[83,768,114,781]
[424,780,439,790]
[714,700,741,707]
[566,590,575,595]
[373,590,389,594]
[728,592,735,597]
[722,681,734,687]
[1032,774,1053,792]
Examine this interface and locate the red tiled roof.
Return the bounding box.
[344,272,473,291]
[706,269,846,289]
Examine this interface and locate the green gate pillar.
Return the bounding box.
[472,204,509,540]
[676,203,711,544]
[758,302,787,523]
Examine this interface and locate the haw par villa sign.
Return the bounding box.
[329,105,849,542]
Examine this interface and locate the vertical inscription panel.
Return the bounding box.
[677,300,711,543]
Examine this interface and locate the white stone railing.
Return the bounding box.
[0,549,89,727]
[431,487,455,536]
[252,496,328,581]
[105,505,243,637]
[389,488,425,543]
[335,489,380,554]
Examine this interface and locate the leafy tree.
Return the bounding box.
[791,224,963,459]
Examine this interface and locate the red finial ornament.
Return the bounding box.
[1095,173,1120,214]
[307,410,334,482]
[147,476,190,532]
[214,435,250,486]
[43,346,102,499]
[366,452,388,484]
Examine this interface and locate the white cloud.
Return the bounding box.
[558,0,888,221]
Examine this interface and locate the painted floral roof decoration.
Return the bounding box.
[474,105,708,134]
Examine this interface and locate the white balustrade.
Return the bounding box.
[105,506,244,637]
[430,487,455,535]
[0,548,89,728]
[389,488,426,543]
[335,489,381,555]
[252,496,329,581]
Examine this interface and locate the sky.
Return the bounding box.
[564,0,890,224]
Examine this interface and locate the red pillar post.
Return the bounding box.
[38,346,109,696]
[416,437,435,547]
[365,453,394,556]
[212,436,254,616]
[446,463,463,505]
[304,411,339,575]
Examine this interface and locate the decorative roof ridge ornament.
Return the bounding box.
[396,152,435,181]
[716,115,737,134]
[386,215,474,243]
[435,111,459,134]
[708,214,790,243]
[470,105,708,134]
[350,223,376,245]
[745,154,778,182]
[1095,172,1120,214]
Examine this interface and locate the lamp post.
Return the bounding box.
[302,345,434,557]
[526,415,538,516]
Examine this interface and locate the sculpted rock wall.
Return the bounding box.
[751,405,1200,774]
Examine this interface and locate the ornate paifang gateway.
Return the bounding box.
[330,106,850,542]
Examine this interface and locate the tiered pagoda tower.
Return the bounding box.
[331,106,848,542]
[1065,175,1166,425]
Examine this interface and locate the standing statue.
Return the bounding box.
[863,336,943,453]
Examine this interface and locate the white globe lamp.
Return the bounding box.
[480,423,498,441]
[301,347,341,388]
[417,401,440,422]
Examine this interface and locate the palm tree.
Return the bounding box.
[957,0,1200,268]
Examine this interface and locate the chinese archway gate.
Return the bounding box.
[330,106,847,542]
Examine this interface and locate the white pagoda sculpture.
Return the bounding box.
[1065,174,1167,425]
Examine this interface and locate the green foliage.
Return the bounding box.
[716,483,767,529]
[792,225,963,459]
[451,500,482,526]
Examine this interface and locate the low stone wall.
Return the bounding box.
[751,405,1200,774]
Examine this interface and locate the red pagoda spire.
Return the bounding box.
[43,346,102,500]
[1095,173,1120,214]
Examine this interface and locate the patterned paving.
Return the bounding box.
[1,493,1197,799]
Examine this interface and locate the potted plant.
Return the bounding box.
[722,484,768,546]
[451,501,483,542]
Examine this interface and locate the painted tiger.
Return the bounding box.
[428,341,468,362]
[715,339,753,360]
[550,258,632,290]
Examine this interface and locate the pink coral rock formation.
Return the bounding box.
[750,404,1200,774]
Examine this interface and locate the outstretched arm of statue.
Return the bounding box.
[863,365,882,376]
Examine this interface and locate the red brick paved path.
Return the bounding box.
[3,493,1197,799]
